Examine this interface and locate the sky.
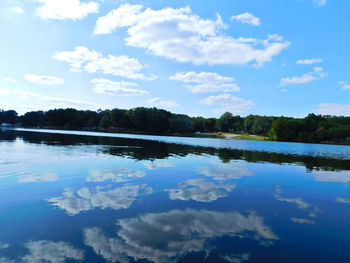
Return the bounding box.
[0,0,349,117]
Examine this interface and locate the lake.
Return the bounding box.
[1,128,350,263]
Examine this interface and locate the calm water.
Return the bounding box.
[1,129,350,263]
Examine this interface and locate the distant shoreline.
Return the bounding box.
[1,108,349,145]
[5,126,350,146]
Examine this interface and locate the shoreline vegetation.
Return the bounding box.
[0,107,349,145]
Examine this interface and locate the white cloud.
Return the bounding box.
[313,0,327,7]
[170,72,240,93]
[48,185,152,215]
[10,7,23,14]
[313,103,350,116]
[170,71,233,84]
[142,161,175,170]
[94,4,289,66]
[197,161,253,181]
[0,87,103,110]
[280,73,317,86]
[199,93,254,115]
[279,66,326,86]
[147,97,179,108]
[275,194,311,209]
[24,74,64,85]
[313,66,323,72]
[85,55,146,80]
[19,173,58,183]
[87,168,145,183]
[220,253,250,263]
[336,198,350,204]
[36,0,99,20]
[166,178,236,202]
[91,78,148,96]
[231,12,260,26]
[53,46,101,72]
[338,81,350,90]
[290,218,315,225]
[186,83,241,93]
[84,210,277,263]
[274,187,320,218]
[22,240,84,263]
[1,77,17,83]
[0,243,9,249]
[0,240,84,263]
[313,170,350,183]
[54,46,154,80]
[296,58,322,65]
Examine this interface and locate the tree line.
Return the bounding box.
[1,108,349,144]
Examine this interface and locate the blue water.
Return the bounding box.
[0,129,350,263]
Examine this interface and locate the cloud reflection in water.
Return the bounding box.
[197,161,253,181]
[48,184,152,215]
[166,178,236,202]
[0,240,83,263]
[84,209,278,263]
[87,168,145,183]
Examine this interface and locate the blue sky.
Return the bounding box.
[0,0,349,117]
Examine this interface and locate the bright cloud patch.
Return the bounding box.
[313,103,350,116]
[338,81,350,90]
[296,58,322,65]
[147,97,179,108]
[291,217,315,225]
[0,240,84,263]
[166,178,236,202]
[231,12,260,26]
[87,168,145,183]
[53,46,101,72]
[11,7,24,14]
[170,72,240,93]
[0,87,103,110]
[54,46,153,80]
[336,198,350,204]
[279,66,325,86]
[36,0,99,20]
[94,4,289,66]
[19,173,58,183]
[313,170,350,183]
[0,243,9,249]
[280,73,317,86]
[91,78,148,96]
[48,185,152,216]
[197,161,253,181]
[24,74,64,85]
[22,240,84,263]
[1,77,17,83]
[84,210,277,263]
[142,161,175,170]
[313,0,327,7]
[199,93,254,115]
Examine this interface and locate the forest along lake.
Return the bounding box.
[1,128,350,263]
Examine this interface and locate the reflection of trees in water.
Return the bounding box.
[1,130,350,172]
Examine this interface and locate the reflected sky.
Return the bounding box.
[84,210,277,263]
[1,129,350,262]
[48,184,153,216]
[166,178,236,202]
[0,241,84,263]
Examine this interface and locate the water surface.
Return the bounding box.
[1,129,350,263]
